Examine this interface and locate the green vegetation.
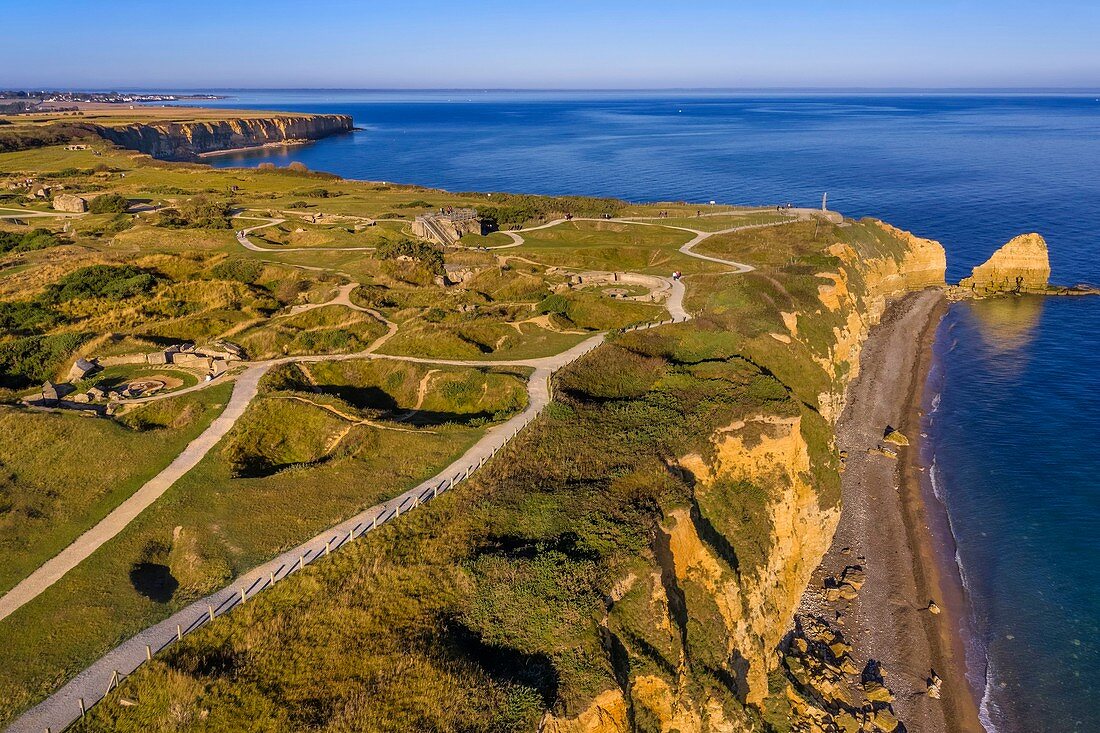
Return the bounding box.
[0,140,931,731]
[0,363,522,727]
[0,227,63,254]
[477,193,624,230]
[156,195,231,229]
[87,193,129,214]
[0,332,91,388]
[43,264,157,303]
[0,384,232,594]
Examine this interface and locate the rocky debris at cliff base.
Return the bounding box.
[882,427,909,446]
[927,671,943,699]
[781,615,904,732]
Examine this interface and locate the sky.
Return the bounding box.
[2,0,1098,90]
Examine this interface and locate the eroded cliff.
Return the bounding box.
[542,219,947,733]
[90,114,353,160]
[958,232,1050,294]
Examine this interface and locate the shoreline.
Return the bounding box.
[900,297,986,732]
[796,289,984,733]
[197,139,316,158]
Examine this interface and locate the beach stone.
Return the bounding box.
[842,565,866,589]
[927,600,941,614]
[883,427,909,446]
[872,710,899,732]
[863,681,894,703]
[836,711,860,733]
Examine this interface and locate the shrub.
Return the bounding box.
[0,300,61,335]
[210,258,264,285]
[0,332,91,388]
[375,237,444,275]
[0,228,63,254]
[88,193,129,214]
[43,264,157,303]
[156,195,231,229]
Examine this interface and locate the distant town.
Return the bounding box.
[0,90,224,114]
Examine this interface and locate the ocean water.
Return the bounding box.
[197,90,1098,731]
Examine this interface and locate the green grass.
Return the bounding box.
[0,370,517,726]
[0,383,232,594]
[378,320,589,361]
[623,212,794,232]
[512,220,716,275]
[0,142,935,730]
[70,333,799,733]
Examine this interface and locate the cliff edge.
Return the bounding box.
[959,233,1050,294]
[90,114,353,160]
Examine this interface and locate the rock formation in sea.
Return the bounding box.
[959,233,1050,294]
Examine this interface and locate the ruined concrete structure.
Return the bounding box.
[413,208,484,245]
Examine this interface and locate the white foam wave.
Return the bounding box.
[979,654,1003,732]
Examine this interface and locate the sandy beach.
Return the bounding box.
[796,289,984,733]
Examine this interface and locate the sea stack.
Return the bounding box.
[960,233,1050,294]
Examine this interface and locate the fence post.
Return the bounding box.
[325,540,331,556]
[240,587,247,604]
[395,503,400,518]
[208,604,215,622]
[270,571,276,586]
[299,554,305,571]
[176,624,182,641]
[79,697,86,716]
[146,644,152,661]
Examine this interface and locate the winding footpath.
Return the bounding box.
[4,211,784,733]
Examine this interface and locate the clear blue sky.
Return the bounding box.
[3,0,1098,89]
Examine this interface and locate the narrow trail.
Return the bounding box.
[235,216,378,253]
[4,205,802,733]
[396,369,440,423]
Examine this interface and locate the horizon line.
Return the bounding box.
[6,85,1100,95]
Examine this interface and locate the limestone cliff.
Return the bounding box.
[88,114,353,161]
[959,232,1050,294]
[543,220,947,733]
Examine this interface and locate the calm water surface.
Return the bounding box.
[195,90,1098,731]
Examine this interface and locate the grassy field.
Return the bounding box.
[622,211,795,232]
[0,384,232,594]
[513,220,717,275]
[0,362,528,727]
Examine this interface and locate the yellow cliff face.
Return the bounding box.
[810,221,946,421]
[959,232,1050,294]
[92,114,353,160]
[505,218,948,733]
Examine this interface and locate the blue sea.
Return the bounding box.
[193,90,1099,732]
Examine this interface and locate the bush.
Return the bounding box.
[0,228,63,254]
[0,300,61,335]
[43,264,157,303]
[88,193,129,214]
[376,237,444,275]
[157,195,231,229]
[210,258,264,285]
[0,332,91,388]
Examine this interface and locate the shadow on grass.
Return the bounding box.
[445,620,559,707]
